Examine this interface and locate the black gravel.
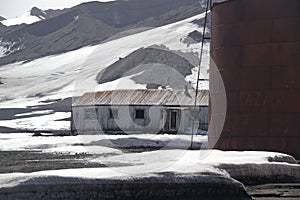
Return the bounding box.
[246,183,300,200]
[0,151,106,173]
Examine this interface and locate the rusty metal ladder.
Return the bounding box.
[190,0,211,149]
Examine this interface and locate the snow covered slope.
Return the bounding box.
[0,13,208,108]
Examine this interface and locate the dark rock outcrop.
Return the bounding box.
[97,47,195,88]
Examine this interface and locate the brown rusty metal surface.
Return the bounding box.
[209,0,300,158]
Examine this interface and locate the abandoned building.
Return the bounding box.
[71,89,209,134]
[209,0,300,159]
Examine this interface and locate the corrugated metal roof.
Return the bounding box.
[73,89,209,107]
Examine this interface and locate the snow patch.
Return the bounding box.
[0,45,6,58]
[0,40,17,58]
[96,71,147,91]
[0,112,70,131]
[0,10,41,26]
[14,110,54,117]
[0,133,207,154]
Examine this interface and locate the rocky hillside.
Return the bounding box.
[30,7,67,20]
[0,0,205,66]
[97,47,196,89]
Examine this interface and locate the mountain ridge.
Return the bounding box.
[0,0,204,66]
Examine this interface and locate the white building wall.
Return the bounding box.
[72,105,208,134]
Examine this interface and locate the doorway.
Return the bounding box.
[163,109,181,133]
[170,111,177,130]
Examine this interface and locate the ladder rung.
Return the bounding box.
[198,79,209,81]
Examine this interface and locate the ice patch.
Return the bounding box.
[0,112,70,131]
[14,110,54,117]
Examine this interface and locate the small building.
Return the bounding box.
[71,89,209,134]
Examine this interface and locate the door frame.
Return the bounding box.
[169,110,178,131]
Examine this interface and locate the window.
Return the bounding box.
[135,109,145,119]
[85,108,97,119]
[109,108,118,119]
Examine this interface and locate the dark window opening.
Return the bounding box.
[109,108,118,119]
[170,111,177,130]
[135,109,145,119]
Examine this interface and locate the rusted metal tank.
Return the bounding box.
[209,0,300,158]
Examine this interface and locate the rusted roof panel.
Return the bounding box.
[73,90,209,107]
